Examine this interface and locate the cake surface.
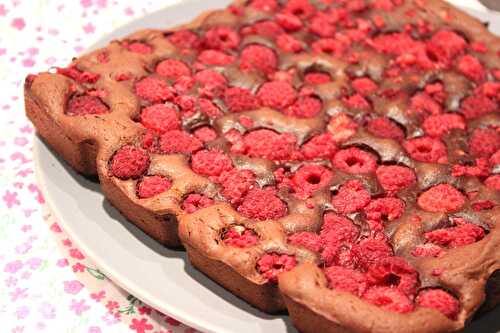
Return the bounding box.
[24,0,500,332]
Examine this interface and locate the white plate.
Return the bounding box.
[34,1,500,332]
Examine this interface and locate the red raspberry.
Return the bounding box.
[343,94,371,110]
[485,174,500,191]
[276,13,303,31]
[490,150,500,165]
[223,225,258,248]
[418,184,465,213]
[135,77,174,103]
[472,200,496,211]
[365,198,405,222]
[457,55,485,82]
[332,147,377,174]
[198,98,223,118]
[353,238,393,270]
[257,253,297,283]
[57,66,100,83]
[219,169,256,204]
[223,87,259,112]
[283,0,316,19]
[240,44,278,75]
[301,133,338,160]
[276,34,304,53]
[231,129,299,161]
[376,165,416,192]
[366,117,405,141]
[304,72,331,84]
[460,95,497,119]
[452,158,490,178]
[320,213,359,262]
[191,149,233,177]
[66,95,108,116]
[194,69,227,95]
[324,266,368,296]
[197,50,235,66]
[352,77,378,96]
[250,0,278,12]
[423,114,466,138]
[403,136,447,163]
[204,26,240,50]
[469,128,500,158]
[424,223,485,248]
[257,81,297,110]
[241,20,284,38]
[426,30,466,64]
[411,244,445,258]
[332,180,371,214]
[136,175,172,199]
[125,42,152,54]
[237,187,287,220]
[167,30,200,49]
[371,32,418,55]
[288,232,321,252]
[363,286,414,313]
[373,0,403,11]
[291,165,333,199]
[366,256,418,296]
[142,130,158,151]
[410,92,442,115]
[140,104,180,133]
[110,145,150,180]
[155,59,191,79]
[193,126,217,143]
[284,96,322,118]
[181,193,214,213]
[309,12,336,38]
[416,289,460,320]
[158,130,203,154]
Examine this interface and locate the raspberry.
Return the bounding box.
[283,0,316,19]
[276,13,303,31]
[135,77,174,103]
[410,92,442,115]
[365,198,405,222]
[418,184,465,213]
[424,223,485,248]
[352,77,378,96]
[193,126,217,143]
[231,129,299,161]
[142,130,158,151]
[219,169,256,204]
[332,180,371,214]
[257,81,297,110]
[159,130,203,154]
[376,165,416,192]
[411,244,445,258]
[324,266,368,296]
[288,232,321,252]
[485,174,500,190]
[137,175,172,198]
[320,213,359,260]
[304,72,331,84]
[457,55,485,82]
[423,114,466,138]
[332,147,377,174]
[66,95,108,116]
[125,42,152,54]
[223,225,258,248]
[403,137,447,163]
[451,158,490,178]
[309,12,336,38]
[155,59,191,79]
[426,30,466,64]
[366,256,418,296]
[237,187,287,220]
[353,238,393,270]
[57,66,100,83]
[204,26,240,50]
[343,94,371,110]
[140,104,180,133]
[276,34,304,53]
[194,69,227,95]
[366,118,405,141]
[460,95,497,119]
[469,128,500,158]
[257,253,297,283]
[241,20,284,38]
[197,50,235,66]
[250,0,278,12]
[472,200,496,211]
[181,193,214,213]
[416,289,460,320]
[191,149,233,177]
[240,44,278,75]
[363,286,414,313]
[291,165,333,199]
[301,133,337,160]
[284,96,322,118]
[198,98,223,118]
[110,145,150,180]
[371,32,418,55]
[223,87,259,112]
[490,150,500,165]
[167,30,200,49]
[327,113,358,143]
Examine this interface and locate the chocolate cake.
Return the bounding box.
[24,0,500,332]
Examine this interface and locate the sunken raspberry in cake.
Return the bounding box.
[25,0,500,332]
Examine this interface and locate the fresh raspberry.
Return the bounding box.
[125,41,153,54]
[363,286,414,313]
[167,30,200,49]
[291,165,333,199]
[223,225,258,248]
[457,55,485,82]
[66,95,108,116]
[237,187,287,220]
[194,69,227,96]
[257,253,297,283]
[403,137,447,163]
[284,96,322,118]
[110,145,150,180]
[469,128,500,158]
[332,147,377,174]
[204,26,240,50]
[223,87,259,112]
[327,113,358,143]
[424,223,485,248]
[332,180,371,214]
[324,266,368,296]
[240,44,278,75]
[426,30,466,65]
[410,92,442,115]
[309,12,336,38]
[366,117,405,141]
[181,193,214,213]
[366,256,418,296]
[372,0,403,11]
[451,158,490,178]
[219,169,256,204]
[418,184,465,213]
[423,114,466,138]
[425,82,447,104]
[288,232,321,252]
[376,165,416,192]
[137,175,172,199]
[472,200,496,211]
[490,150,500,165]
[193,126,217,143]
[353,238,393,271]
[304,72,331,84]
[365,198,405,222]
[198,98,223,118]
[256,81,297,110]
[140,104,180,133]
[276,13,303,31]
[155,59,191,79]
[142,130,158,151]
[135,77,174,103]
[301,133,338,160]
[231,129,299,161]
[57,66,100,83]
[411,244,445,258]
[460,95,497,119]
[250,0,278,12]
[485,174,500,191]
[197,50,235,66]
[283,0,316,19]
[343,94,371,110]
[158,130,203,154]
[191,149,233,177]
[241,20,284,38]
[371,32,418,55]
[276,34,304,53]
[416,289,460,320]
[320,214,359,263]
[352,77,378,96]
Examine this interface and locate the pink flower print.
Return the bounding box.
[15,242,31,255]
[72,263,85,273]
[62,239,72,247]
[38,302,56,320]
[21,224,32,232]
[138,305,152,315]
[27,257,42,270]
[11,18,25,30]
[50,222,62,233]
[90,290,105,302]
[88,327,102,333]
[5,276,17,287]
[36,322,46,330]
[12,326,24,333]
[28,183,44,203]
[124,7,134,16]
[101,312,120,326]
[105,300,118,313]
[15,306,29,319]
[63,280,84,295]
[11,152,30,164]
[9,287,28,301]
[57,258,69,267]
[20,270,31,280]
[69,299,90,315]
[69,248,85,260]
[3,190,20,208]
[165,317,181,326]
[83,22,95,34]
[20,125,33,134]
[14,137,28,146]
[80,0,92,8]
[4,260,23,274]
[130,318,153,333]
[17,168,33,177]
[0,4,8,16]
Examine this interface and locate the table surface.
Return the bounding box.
[0,1,494,333]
